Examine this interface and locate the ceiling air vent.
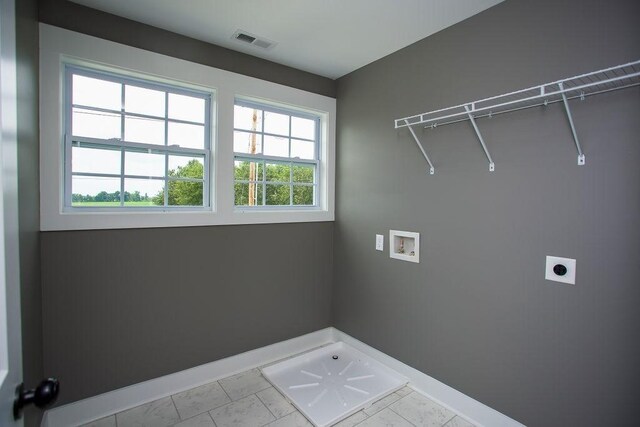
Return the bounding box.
[232,30,276,50]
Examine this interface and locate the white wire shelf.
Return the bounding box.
[394,60,640,174]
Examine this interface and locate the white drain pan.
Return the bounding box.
[261,342,407,427]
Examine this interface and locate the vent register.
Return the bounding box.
[232,30,276,49]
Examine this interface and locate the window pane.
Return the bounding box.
[168,122,205,149]
[291,138,315,160]
[71,176,121,207]
[234,131,261,154]
[263,135,289,157]
[168,181,203,206]
[168,157,204,179]
[125,151,165,177]
[266,184,290,206]
[169,156,204,179]
[234,160,263,181]
[67,69,212,210]
[72,74,121,110]
[263,110,289,136]
[234,105,263,132]
[72,145,121,175]
[235,183,263,206]
[124,116,165,145]
[125,85,165,117]
[291,116,315,140]
[124,178,164,206]
[266,163,290,183]
[72,108,120,139]
[168,93,205,123]
[293,185,314,205]
[292,165,314,183]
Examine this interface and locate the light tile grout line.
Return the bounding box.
[217,371,272,401]
[256,369,307,425]
[170,411,216,427]
[260,403,275,427]
[385,390,465,427]
[442,412,458,426]
[168,395,181,426]
[208,410,218,427]
[364,391,403,417]
[255,392,274,427]
[217,379,232,401]
[169,394,181,420]
[255,388,279,420]
[385,391,422,427]
[207,392,275,427]
[387,405,419,427]
[167,380,235,425]
[217,379,233,404]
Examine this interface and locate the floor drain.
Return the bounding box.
[332,355,339,360]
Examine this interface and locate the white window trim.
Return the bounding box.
[39,24,335,231]
[64,65,213,211]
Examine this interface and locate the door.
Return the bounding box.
[0,0,23,425]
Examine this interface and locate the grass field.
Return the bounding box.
[72,201,156,207]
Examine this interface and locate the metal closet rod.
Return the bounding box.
[395,59,640,174]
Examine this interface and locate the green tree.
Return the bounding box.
[233,161,314,206]
[152,160,204,206]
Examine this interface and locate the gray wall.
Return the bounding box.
[37,0,336,98]
[333,0,640,426]
[36,0,337,407]
[42,222,333,405]
[16,0,43,425]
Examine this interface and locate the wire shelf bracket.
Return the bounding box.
[404,119,435,174]
[464,105,495,171]
[558,82,586,165]
[394,59,640,173]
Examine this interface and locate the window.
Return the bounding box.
[65,66,212,209]
[41,26,335,230]
[233,101,319,208]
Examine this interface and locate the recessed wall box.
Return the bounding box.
[389,230,420,263]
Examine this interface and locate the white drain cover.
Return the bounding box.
[261,342,407,427]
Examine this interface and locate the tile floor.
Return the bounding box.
[81,357,474,427]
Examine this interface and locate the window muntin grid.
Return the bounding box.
[233,100,320,208]
[65,66,212,209]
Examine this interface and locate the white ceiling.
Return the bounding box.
[71,0,503,79]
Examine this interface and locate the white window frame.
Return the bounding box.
[39,24,335,231]
[233,99,320,210]
[64,65,212,211]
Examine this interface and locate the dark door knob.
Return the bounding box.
[13,378,60,420]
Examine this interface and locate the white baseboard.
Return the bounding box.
[43,327,523,427]
[42,328,334,427]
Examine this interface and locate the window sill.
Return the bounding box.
[41,208,334,231]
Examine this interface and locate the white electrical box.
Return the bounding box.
[389,230,420,263]
[545,256,576,285]
[375,234,384,251]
